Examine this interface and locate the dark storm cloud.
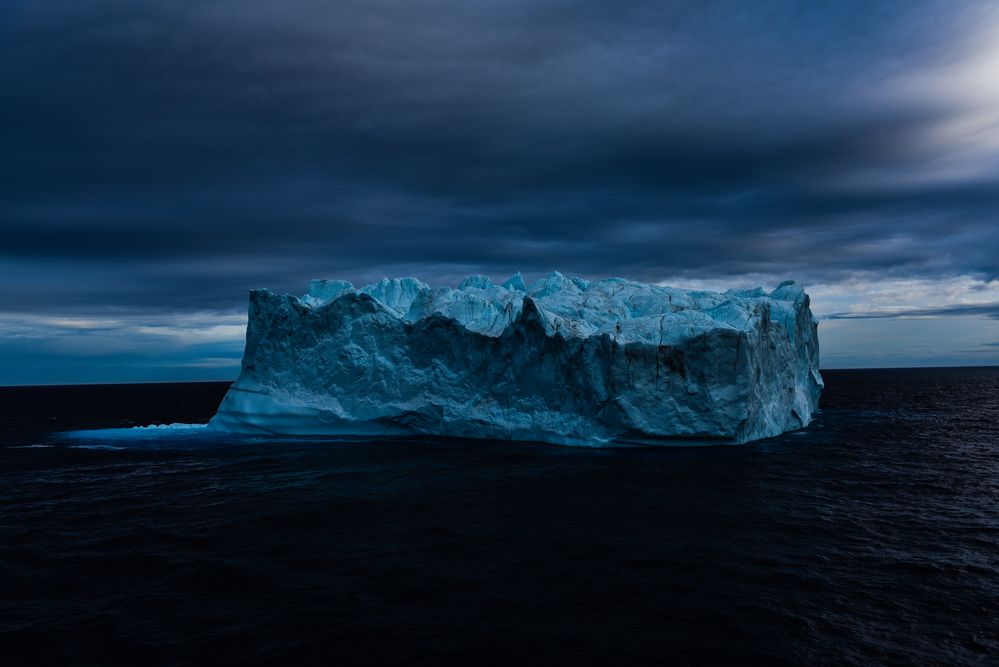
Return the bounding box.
[3,0,999,315]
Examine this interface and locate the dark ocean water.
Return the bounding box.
[1,368,998,666]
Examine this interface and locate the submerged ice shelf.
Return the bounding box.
[209,272,823,445]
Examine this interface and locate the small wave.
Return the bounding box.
[68,444,126,451]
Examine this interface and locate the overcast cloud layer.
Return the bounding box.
[3,0,999,381]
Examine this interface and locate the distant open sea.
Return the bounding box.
[1,368,998,666]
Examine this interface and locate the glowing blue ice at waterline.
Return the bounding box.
[58,423,217,446]
[62,423,210,438]
[210,272,823,445]
[56,423,391,447]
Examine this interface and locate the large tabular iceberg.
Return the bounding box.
[209,273,823,445]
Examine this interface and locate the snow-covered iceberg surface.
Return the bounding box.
[209,273,823,445]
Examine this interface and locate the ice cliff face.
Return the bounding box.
[209,273,823,445]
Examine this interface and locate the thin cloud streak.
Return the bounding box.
[825,303,999,320]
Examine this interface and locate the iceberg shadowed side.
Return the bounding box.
[209,273,823,445]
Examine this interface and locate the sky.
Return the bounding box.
[2,0,999,384]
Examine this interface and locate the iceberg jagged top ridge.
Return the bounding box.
[283,271,813,347]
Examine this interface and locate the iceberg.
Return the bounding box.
[209,273,823,445]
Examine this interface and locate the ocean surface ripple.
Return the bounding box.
[1,368,997,665]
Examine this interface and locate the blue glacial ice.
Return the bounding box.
[209,272,823,445]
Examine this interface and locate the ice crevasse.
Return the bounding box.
[209,272,823,445]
